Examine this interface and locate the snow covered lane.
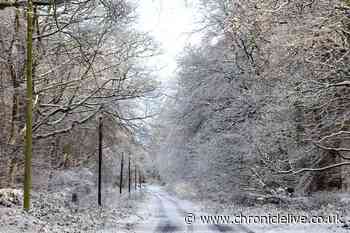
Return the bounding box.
[133,185,253,233]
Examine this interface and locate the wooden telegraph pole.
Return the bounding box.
[98,116,103,206]
[128,156,131,194]
[139,171,142,189]
[119,153,124,194]
[134,164,137,191]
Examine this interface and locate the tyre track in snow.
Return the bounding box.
[134,185,255,233]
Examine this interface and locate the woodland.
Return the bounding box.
[0,0,158,210]
[155,0,350,202]
[0,0,350,217]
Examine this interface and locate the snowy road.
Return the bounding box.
[133,185,254,233]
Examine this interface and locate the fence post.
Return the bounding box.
[120,152,124,195]
[98,116,103,206]
[128,156,131,195]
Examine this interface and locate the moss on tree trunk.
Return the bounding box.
[23,0,34,211]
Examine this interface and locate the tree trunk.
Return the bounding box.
[23,0,34,211]
[8,8,21,145]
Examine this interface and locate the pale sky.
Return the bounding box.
[135,0,201,81]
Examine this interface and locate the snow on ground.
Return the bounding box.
[114,184,350,233]
[159,182,350,233]
[0,188,146,233]
[0,168,147,233]
[2,182,350,233]
[197,196,350,233]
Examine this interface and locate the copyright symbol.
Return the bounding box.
[185,213,196,225]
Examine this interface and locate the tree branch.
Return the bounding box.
[33,107,100,139]
[278,162,350,174]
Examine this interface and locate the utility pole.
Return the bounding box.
[128,156,131,195]
[139,171,142,189]
[98,116,103,206]
[134,164,137,191]
[120,153,124,194]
